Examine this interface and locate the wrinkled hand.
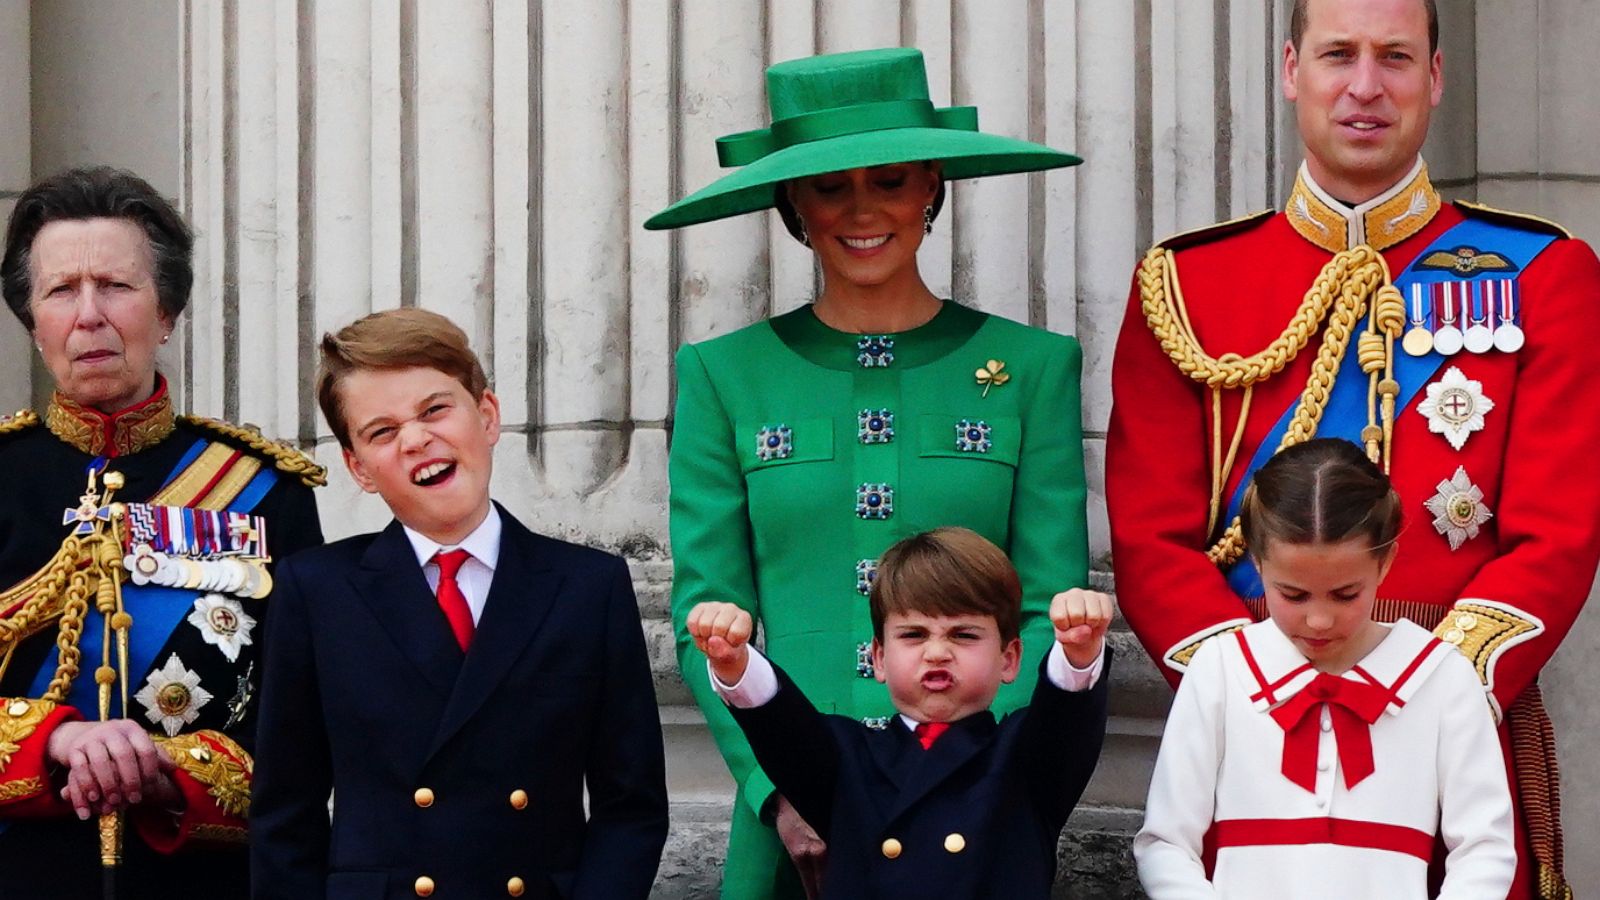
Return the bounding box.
[1051,588,1114,669]
[46,720,181,820]
[686,601,754,685]
[774,795,827,899]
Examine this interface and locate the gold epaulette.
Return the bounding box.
[0,699,56,773]
[1454,200,1572,239]
[1155,209,1276,253]
[0,410,40,439]
[1432,601,1545,690]
[1161,619,1251,672]
[179,416,327,488]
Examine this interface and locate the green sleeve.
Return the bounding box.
[994,337,1090,714]
[667,343,778,819]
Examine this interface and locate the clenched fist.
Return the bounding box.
[687,601,756,685]
[1050,588,1113,669]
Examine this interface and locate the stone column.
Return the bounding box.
[0,1,30,413]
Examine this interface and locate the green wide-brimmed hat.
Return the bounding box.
[643,47,1082,231]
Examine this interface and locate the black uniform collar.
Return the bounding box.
[45,375,176,457]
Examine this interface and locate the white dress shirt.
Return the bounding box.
[403,505,503,625]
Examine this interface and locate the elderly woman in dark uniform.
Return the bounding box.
[648,49,1092,900]
[0,167,323,899]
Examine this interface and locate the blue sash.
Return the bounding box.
[1221,217,1557,599]
[25,438,279,718]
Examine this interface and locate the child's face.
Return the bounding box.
[1260,537,1396,670]
[339,365,501,545]
[871,611,1021,724]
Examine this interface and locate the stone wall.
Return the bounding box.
[4,0,1599,894]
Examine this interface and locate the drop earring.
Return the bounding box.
[922,205,935,235]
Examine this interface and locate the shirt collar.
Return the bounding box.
[1236,618,1450,717]
[1285,157,1441,252]
[404,503,503,572]
[45,374,176,457]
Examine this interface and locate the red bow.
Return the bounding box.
[1268,673,1391,792]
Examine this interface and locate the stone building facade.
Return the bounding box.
[3,1,1597,895]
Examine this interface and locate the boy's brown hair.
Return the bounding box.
[316,308,489,448]
[870,527,1022,643]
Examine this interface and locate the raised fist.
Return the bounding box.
[1050,588,1113,669]
[687,601,755,684]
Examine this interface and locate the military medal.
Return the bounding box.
[1401,283,1434,357]
[1432,282,1464,356]
[134,653,214,737]
[1493,278,1525,353]
[1463,282,1495,354]
[188,594,256,662]
[1424,466,1493,551]
[1417,366,1495,451]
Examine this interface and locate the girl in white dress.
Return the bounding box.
[1134,438,1515,899]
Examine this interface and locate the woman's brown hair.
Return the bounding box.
[316,308,488,448]
[870,527,1021,643]
[1239,438,1403,561]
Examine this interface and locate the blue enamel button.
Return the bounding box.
[755,424,793,462]
[858,409,895,444]
[855,559,878,596]
[856,641,875,678]
[856,483,894,519]
[954,419,992,453]
[856,335,895,368]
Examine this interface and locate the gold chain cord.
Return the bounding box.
[1138,244,1404,566]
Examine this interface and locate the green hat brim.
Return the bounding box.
[644,127,1082,231]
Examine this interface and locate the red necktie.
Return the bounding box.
[433,549,475,651]
[1269,673,1390,792]
[914,721,950,750]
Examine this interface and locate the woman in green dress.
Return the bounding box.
[646,48,1090,900]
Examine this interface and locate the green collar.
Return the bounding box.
[768,299,987,372]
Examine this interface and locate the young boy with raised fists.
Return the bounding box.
[686,526,1113,899]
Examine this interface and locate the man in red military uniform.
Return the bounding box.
[1107,1,1600,897]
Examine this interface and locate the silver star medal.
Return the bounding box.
[1417,366,1495,451]
[1424,466,1493,550]
[134,653,214,736]
[187,594,256,662]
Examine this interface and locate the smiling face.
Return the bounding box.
[338,366,501,545]
[1260,537,1396,672]
[871,610,1021,724]
[787,163,940,292]
[28,218,171,412]
[1284,0,1442,202]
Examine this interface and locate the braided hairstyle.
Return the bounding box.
[1240,438,1403,562]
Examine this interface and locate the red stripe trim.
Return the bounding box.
[1233,631,1276,703]
[1253,662,1315,704]
[1214,817,1433,862]
[1387,637,1444,697]
[180,451,243,506]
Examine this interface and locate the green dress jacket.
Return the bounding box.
[669,300,1089,900]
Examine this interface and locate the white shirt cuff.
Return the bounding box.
[1047,641,1104,692]
[708,647,780,708]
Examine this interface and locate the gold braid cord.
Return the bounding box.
[0,410,40,437]
[1507,688,1573,900]
[1138,245,1404,566]
[179,415,328,487]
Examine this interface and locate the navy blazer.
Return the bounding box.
[250,505,668,900]
[729,648,1111,899]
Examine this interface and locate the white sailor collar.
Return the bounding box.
[1232,618,1452,718]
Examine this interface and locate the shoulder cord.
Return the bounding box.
[1138,244,1404,566]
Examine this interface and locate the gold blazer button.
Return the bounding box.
[944,832,966,853]
[413,788,435,808]
[507,876,526,896]
[414,875,435,897]
[509,788,529,810]
[881,838,902,859]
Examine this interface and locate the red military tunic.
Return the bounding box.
[1107,158,1600,899]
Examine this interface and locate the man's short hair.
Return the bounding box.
[1290,0,1439,55]
[316,308,489,448]
[1,166,193,331]
[870,527,1022,644]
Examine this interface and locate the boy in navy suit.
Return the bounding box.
[251,309,667,899]
[687,527,1111,900]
